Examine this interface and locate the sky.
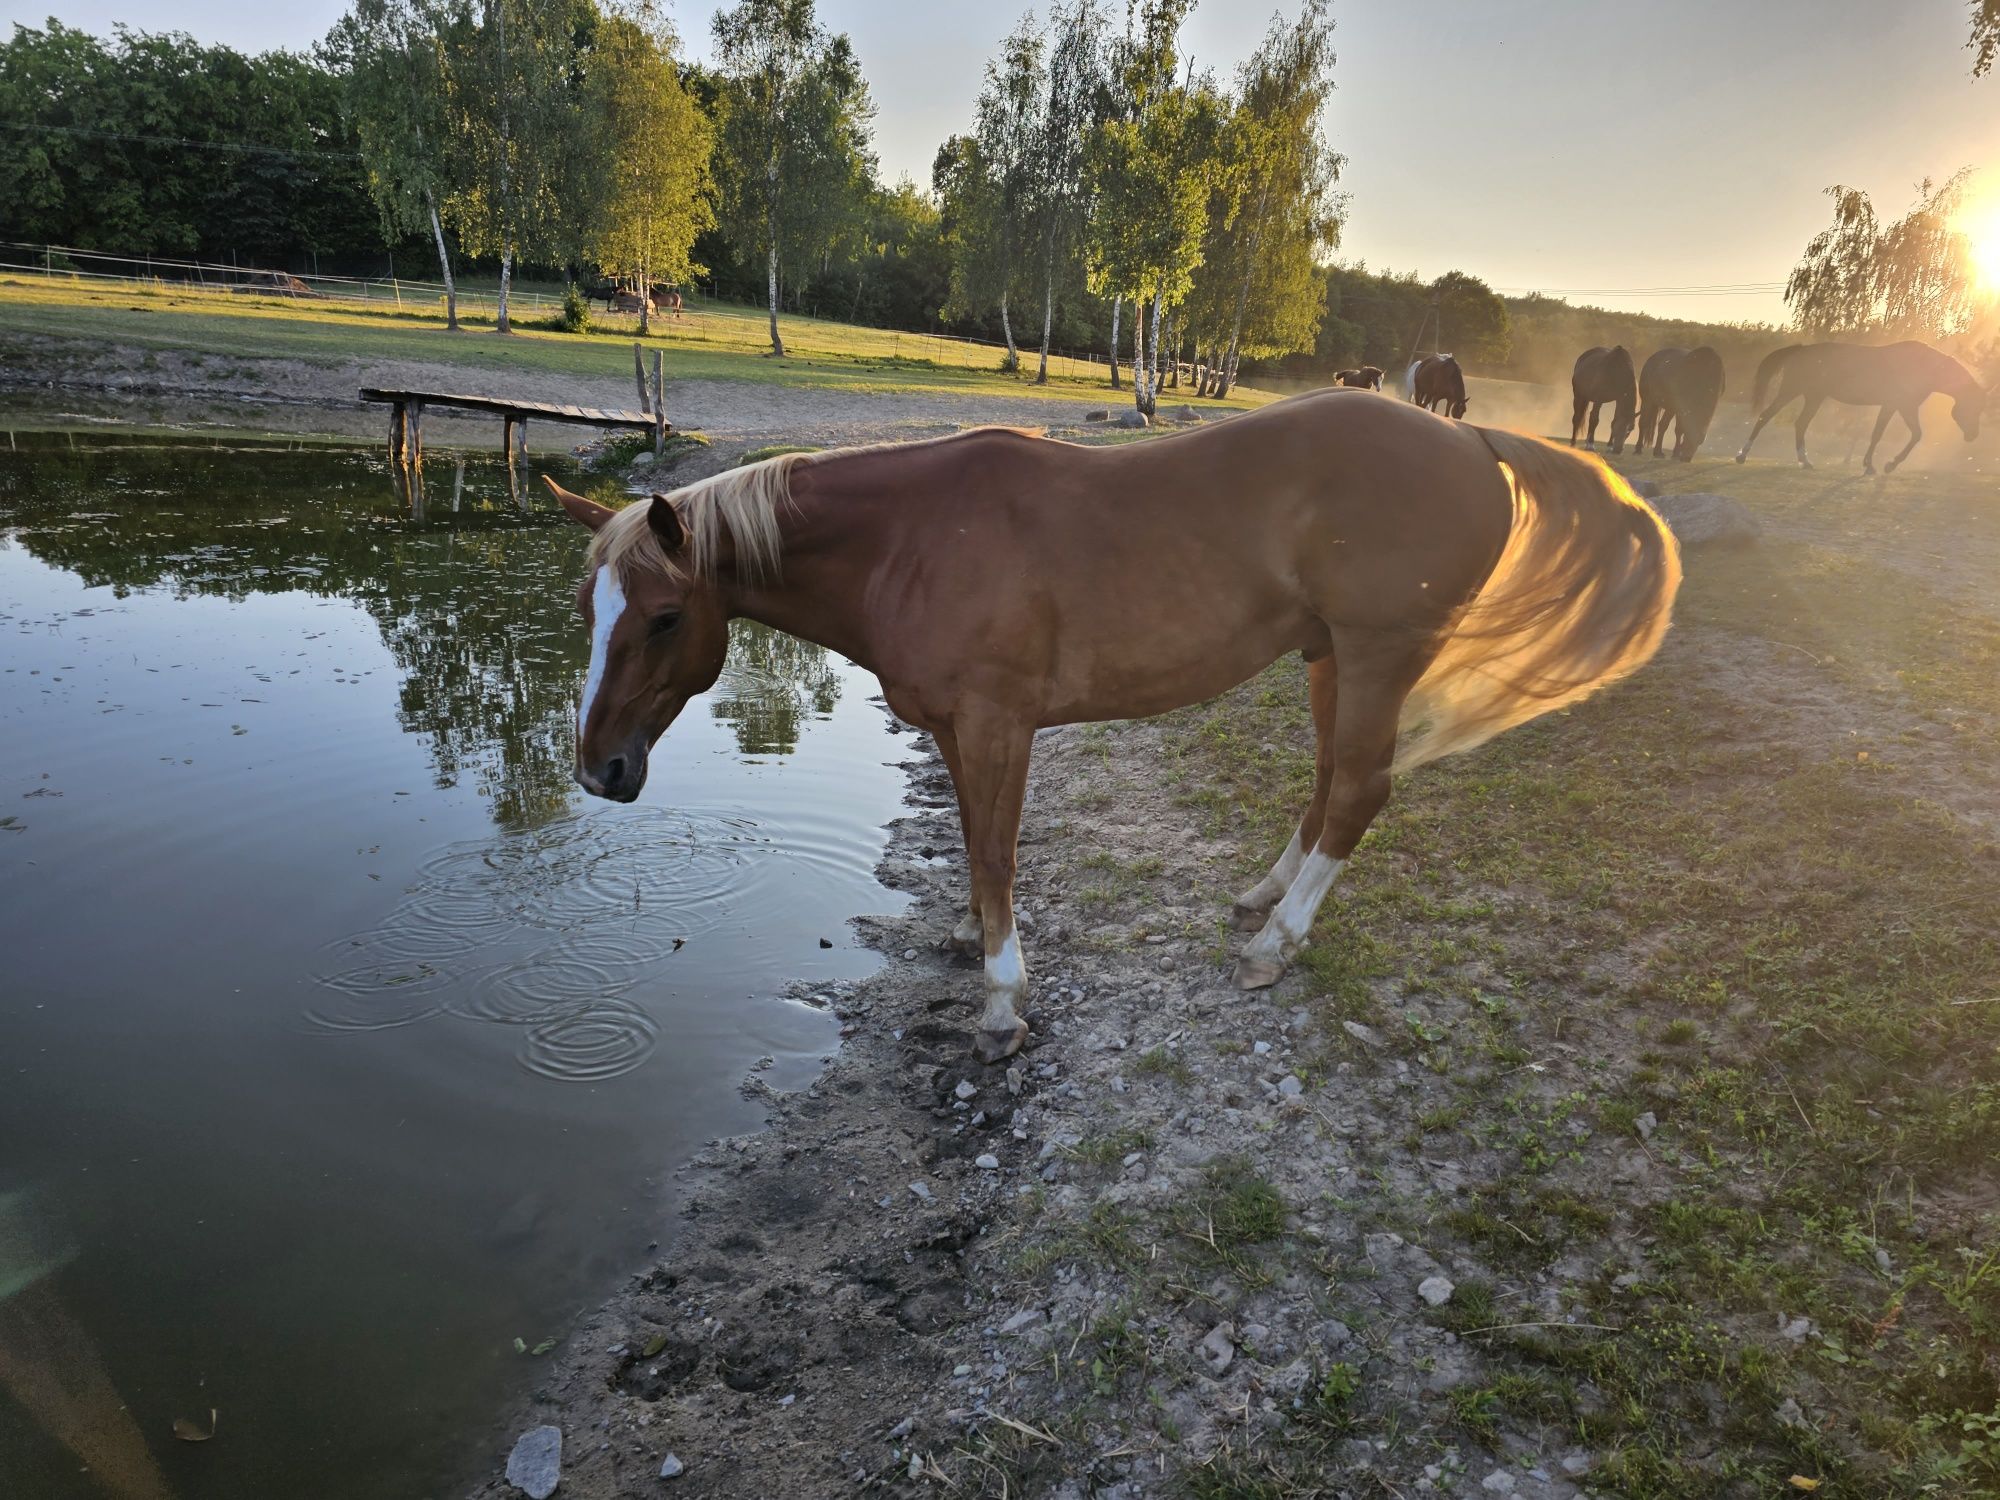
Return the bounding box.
[7,0,2000,325]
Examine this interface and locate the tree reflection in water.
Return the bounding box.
[0,442,843,827]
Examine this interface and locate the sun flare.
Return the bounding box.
[1961,197,2000,295]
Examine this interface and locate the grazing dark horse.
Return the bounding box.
[1335,366,1385,390]
[1571,346,1637,454]
[1405,354,1468,417]
[545,392,1679,1062]
[1636,346,1726,461]
[1736,340,1987,473]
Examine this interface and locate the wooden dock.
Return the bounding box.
[362,345,673,471]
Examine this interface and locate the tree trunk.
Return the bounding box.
[765,241,784,357]
[1035,242,1055,384]
[999,289,1019,372]
[1109,294,1122,389]
[497,247,512,335]
[426,194,457,331]
[1131,297,1147,413]
[1143,292,1164,416]
[1164,315,1179,389]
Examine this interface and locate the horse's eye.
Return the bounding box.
[649,612,682,639]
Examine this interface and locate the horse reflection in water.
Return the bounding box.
[0,1190,174,1500]
[548,391,1681,1063]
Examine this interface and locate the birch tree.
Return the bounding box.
[324,0,468,327]
[1027,0,1106,382]
[713,0,875,356]
[585,2,713,336]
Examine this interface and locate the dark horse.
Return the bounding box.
[1636,347,1725,461]
[1736,340,1987,473]
[1570,346,1637,454]
[1405,355,1468,417]
[1335,366,1385,390]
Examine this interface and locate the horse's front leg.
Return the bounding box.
[1862,407,1894,474]
[1584,401,1602,449]
[1793,395,1824,468]
[1883,405,1923,473]
[953,716,1036,1063]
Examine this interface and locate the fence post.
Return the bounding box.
[634,343,650,414]
[652,350,666,462]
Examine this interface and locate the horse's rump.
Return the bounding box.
[1394,428,1681,771]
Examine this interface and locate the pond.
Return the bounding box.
[0,441,912,1498]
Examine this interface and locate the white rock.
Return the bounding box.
[659,1452,685,1479]
[1277,1075,1304,1097]
[1342,1020,1382,1048]
[504,1425,562,1500]
[902,948,918,960]
[908,1181,934,1204]
[1199,1321,1236,1376]
[998,1309,1044,1334]
[1417,1276,1456,1307]
[1252,1040,1272,1056]
[954,1080,977,1101]
[1480,1470,1516,1495]
[1635,1111,1658,1140]
[975,1153,1000,1170]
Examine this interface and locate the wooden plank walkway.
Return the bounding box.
[361,346,672,473]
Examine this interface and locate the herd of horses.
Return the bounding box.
[1337,339,1988,474]
[586,281,684,318]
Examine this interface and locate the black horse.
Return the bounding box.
[1636,347,1725,461]
[1570,346,1637,454]
[1405,355,1467,417]
[1335,366,1384,390]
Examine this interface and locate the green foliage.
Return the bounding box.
[554,282,591,332]
[0,20,379,261]
[1786,171,1979,339]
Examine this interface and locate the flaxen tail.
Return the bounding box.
[1392,427,1682,772]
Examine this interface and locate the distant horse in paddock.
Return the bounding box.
[1406,354,1468,417]
[1571,346,1637,454]
[1736,340,1986,473]
[545,393,1679,1063]
[1335,366,1385,390]
[1636,347,1725,461]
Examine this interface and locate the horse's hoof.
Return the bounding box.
[947,930,983,960]
[1862,464,1876,477]
[1734,453,1747,465]
[1233,955,1286,991]
[1798,459,1814,470]
[1228,902,1271,933]
[1885,460,1901,474]
[973,1020,1029,1065]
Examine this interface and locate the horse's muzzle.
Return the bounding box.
[577,741,648,802]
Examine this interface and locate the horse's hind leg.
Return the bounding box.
[1736,397,1789,463]
[1235,634,1430,990]
[1232,657,1338,931]
[932,726,984,958]
[1884,405,1923,473]
[1570,395,1587,446]
[1584,401,1602,449]
[952,714,1036,1062]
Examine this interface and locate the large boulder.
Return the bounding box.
[1648,491,1759,548]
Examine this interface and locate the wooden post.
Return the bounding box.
[390,401,408,466]
[502,415,516,464]
[652,351,666,461]
[408,401,424,469]
[634,343,650,414]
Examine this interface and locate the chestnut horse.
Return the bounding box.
[1335,366,1385,390]
[1570,346,1637,454]
[1735,340,1986,473]
[1636,346,1725,461]
[1405,355,1468,417]
[546,393,1679,1062]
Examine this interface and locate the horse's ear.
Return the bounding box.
[543,476,615,533]
[647,494,687,553]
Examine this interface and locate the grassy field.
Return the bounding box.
[0,275,1258,408]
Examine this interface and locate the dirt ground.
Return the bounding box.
[0,331,1136,451]
[447,421,2000,1500]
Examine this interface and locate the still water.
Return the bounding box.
[0,442,911,1498]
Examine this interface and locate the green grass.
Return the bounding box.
[1140,458,2000,1493]
[0,275,1274,410]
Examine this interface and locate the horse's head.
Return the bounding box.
[1450,395,1469,419]
[548,480,732,802]
[1608,405,1636,454]
[1953,385,1986,441]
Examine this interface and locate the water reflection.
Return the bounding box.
[0,442,843,827]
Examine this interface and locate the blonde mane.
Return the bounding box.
[585,427,1048,584]
[587,449,812,584]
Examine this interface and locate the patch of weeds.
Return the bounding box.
[1064,1126,1153,1168]
[1135,1046,1194,1086]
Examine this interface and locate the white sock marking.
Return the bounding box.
[1243,850,1347,963]
[1239,829,1305,910]
[579,565,626,736]
[982,929,1027,1031]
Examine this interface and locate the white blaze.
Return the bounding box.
[579,565,627,737]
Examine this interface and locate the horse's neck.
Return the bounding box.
[1935,352,1977,399]
[720,458,895,668]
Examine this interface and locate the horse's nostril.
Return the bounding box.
[604,756,626,787]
